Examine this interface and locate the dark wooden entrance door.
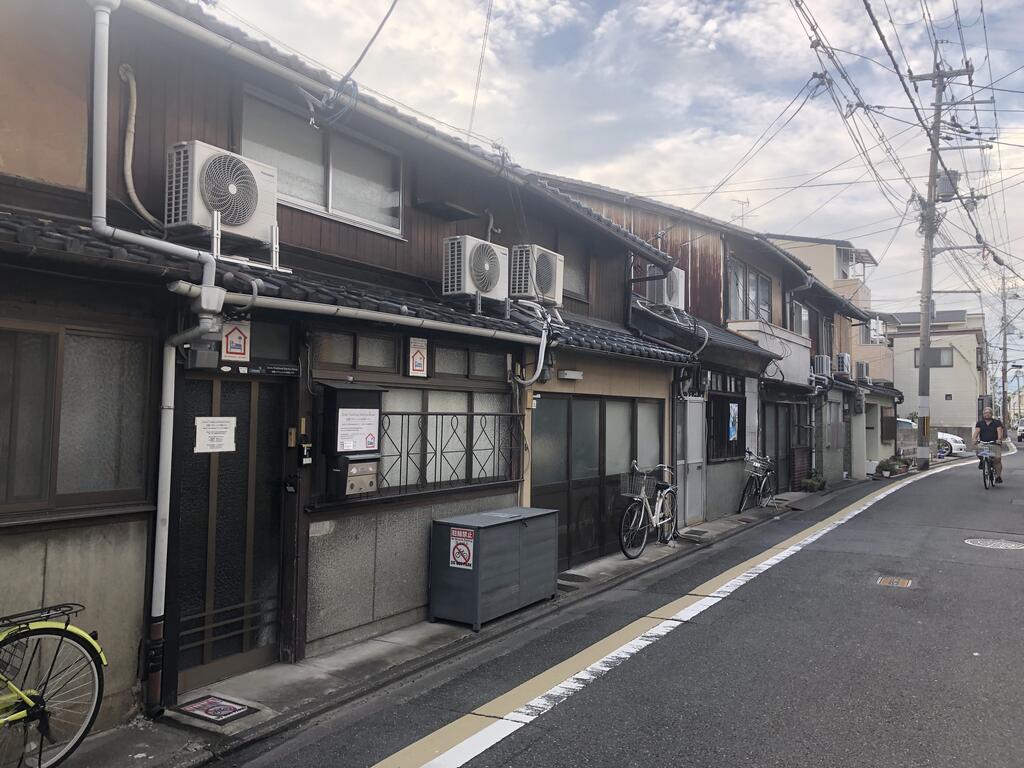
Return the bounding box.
[174,377,285,693]
[763,402,793,493]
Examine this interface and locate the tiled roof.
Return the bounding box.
[638,303,780,360]
[142,1,672,267]
[0,209,687,365]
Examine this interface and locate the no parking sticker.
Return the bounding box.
[449,527,475,570]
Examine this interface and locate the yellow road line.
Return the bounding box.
[372,460,969,768]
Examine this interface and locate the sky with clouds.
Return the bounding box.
[215,0,1024,380]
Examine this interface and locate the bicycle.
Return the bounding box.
[976,441,998,490]
[0,604,107,768]
[618,460,676,559]
[737,448,777,513]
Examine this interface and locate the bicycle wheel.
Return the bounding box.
[736,476,757,514]
[619,501,649,559]
[657,491,676,543]
[0,627,104,768]
[987,461,996,489]
[757,473,777,507]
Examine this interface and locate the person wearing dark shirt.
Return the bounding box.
[972,407,1005,483]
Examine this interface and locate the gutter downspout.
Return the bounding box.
[89,0,224,715]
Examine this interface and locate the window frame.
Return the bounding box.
[727,257,772,323]
[241,89,406,239]
[914,346,954,368]
[706,372,746,461]
[0,319,156,522]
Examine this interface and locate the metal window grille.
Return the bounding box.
[377,411,522,495]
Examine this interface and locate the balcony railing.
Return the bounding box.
[727,319,812,384]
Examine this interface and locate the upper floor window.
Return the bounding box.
[241,94,403,236]
[789,298,810,337]
[914,347,954,367]
[837,247,854,279]
[727,258,771,323]
[820,317,834,359]
[860,317,887,345]
[557,229,590,300]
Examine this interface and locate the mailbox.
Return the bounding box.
[320,383,383,500]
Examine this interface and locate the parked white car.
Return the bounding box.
[1016,420,1024,442]
[936,431,970,457]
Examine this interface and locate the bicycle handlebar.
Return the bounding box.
[629,459,674,477]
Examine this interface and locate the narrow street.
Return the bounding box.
[224,454,1024,768]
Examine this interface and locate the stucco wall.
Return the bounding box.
[0,0,91,189]
[0,518,149,730]
[891,333,982,428]
[305,490,517,655]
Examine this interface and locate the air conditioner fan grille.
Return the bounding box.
[470,243,501,292]
[200,154,259,226]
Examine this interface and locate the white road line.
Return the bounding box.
[403,461,969,768]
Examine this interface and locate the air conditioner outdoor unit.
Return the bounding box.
[165,140,278,241]
[442,236,509,302]
[813,354,832,376]
[510,244,564,306]
[836,352,852,375]
[856,361,871,380]
[651,266,686,311]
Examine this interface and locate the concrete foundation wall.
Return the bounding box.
[305,489,517,655]
[0,518,149,730]
[705,460,745,520]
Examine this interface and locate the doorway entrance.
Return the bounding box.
[531,395,663,570]
[763,402,793,492]
[174,376,286,693]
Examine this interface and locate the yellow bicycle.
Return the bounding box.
[0,604,106,768]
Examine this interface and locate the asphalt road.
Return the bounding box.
[227,451,1024,768]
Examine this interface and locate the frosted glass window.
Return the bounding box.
[428,391,468,483]
[637,402,661,469]
[0,331,54,505]
[532,398,567,486]
[571,400,600,480]
[435,346,467,376]
[381,389,423,490]
[314,333,353,367]
[472,392,511,480]
[330,132,401,231]
[357,336,396,370]
[471,351,505,379]
[57,334,148,494]
[563,249,589,298]
[242,95,324,207]
[604,401,632,474]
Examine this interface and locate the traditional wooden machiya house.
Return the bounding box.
[0,0,691,725]
[534,176,880,510]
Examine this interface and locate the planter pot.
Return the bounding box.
[882,470,891,478]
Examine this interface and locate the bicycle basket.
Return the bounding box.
[620,472,657,499]
[0,634,27,680]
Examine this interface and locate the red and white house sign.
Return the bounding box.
[221,321,251,362]
[449,527,475,570]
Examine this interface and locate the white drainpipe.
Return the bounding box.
[88,0,225,714]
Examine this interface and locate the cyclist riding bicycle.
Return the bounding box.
[972,406,1005,484]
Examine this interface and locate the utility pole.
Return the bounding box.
[910,47,974,471]
[1002,268,1009,421]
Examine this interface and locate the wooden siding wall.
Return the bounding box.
[95,13,630,323]
[569,193,724,325]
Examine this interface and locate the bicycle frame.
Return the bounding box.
[0,620,107,726]
[626,461,676,530]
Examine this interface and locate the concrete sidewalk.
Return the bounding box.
[70,481,873,768]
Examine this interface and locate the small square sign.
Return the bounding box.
[408,337,428,378]
[449,527,475,570]
[222,321,252,362]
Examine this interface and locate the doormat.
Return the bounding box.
[176,695,258,725]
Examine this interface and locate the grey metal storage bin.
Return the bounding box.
[429,507,558,631]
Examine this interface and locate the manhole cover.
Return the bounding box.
[964,538,1024,550]
[176,695,257,725]
[877,576,913,588]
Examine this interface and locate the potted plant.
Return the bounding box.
[876,458,894,478]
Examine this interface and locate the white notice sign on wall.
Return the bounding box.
[337,408,380,452]
[194,416,237,453]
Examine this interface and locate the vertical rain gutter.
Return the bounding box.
[88,0,225,715]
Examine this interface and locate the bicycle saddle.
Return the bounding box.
[655,481,672,491]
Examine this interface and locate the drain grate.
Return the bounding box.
[877,576,913,588]
[964,538,1024,550]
